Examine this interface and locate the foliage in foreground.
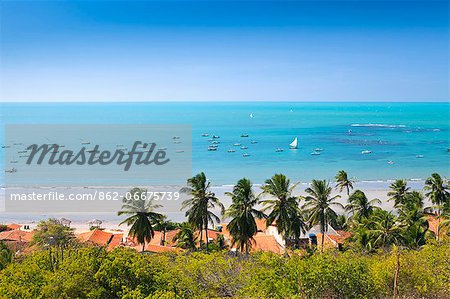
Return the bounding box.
[0,243,449,299]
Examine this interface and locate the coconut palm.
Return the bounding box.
[287,210,309,249]
[153,216,176,246]
[388,179,411,207]
[335,170,354,196]
[224,178,266,254]
[424,173,450,241]
[370,210,402,250]
[181,172,224,251]
[395,192,430,249]
[334,214,349,230]
[397,192,425,224]
[346,190,381,220]
[118,188,164,252]
[261,174,302,243]
[173,222,197,251]
[350,226,374,252]
[303,180,343,251]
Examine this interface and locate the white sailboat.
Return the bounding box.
[289,137,298,149]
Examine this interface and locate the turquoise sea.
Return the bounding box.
[1,102,449,185]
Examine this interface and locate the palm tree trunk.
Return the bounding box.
[205,224,209,252]
[161,229,166,246]
[393,248,400,299]
[142,243,145,253]
[437,210,441,242]
[321,233,325,252]
[199,228,203,250]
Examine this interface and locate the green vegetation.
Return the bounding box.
[261,174,306,245]
[1,171,449,298]
[118,187,165,252]
[303,179,343,251]
[181,172,225,251]
[335,170,354,196]
[0,243,449,298]
[0,241,12,270]
[224,178,266,254]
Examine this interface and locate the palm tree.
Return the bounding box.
[181,172,224,251]
[118,188,164,252]
[335,170,354,196]
[303,180,343,251]
[334,214,349,230]
[351,226,374,252]
[288,210,308,249]
[388,179,411,207]
[154,216,173,246]
[224,178,266,254]
[424,173,450,241]
[346,190,381,220]
[395,192,430,249]
[370,210,402,250]
[173,222,197,251]
[397,191,425,225]
[261,174,302,244]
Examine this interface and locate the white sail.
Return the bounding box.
[289,137,298,149]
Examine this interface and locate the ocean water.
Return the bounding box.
[1,102,449,185]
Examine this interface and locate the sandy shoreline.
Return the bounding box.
[0,180,432,232]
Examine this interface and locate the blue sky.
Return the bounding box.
[0,0,448,102]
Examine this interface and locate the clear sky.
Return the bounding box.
[0,0,448,102]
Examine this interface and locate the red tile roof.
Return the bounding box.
[328,230,353,244]
[427,215,447,237]
[106,233,124,251]
[251,232,285,254]
[255,218,269,232]
[148,230,180,247]
[144,244,180,253]
[0,229,34,242]
[6,223,22,230]
[76,229,113,246]
[197,229,223,243]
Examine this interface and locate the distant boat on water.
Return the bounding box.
[251,140,258,144]
[243,153,250,157]
[249,113,254,118]
[201,133,209,137]
[5,168,17,173]
[241,134,249,137]
[289,137,298,149]
[310,151,320,155]
[361,150,372,154]
[275,148,284,152]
